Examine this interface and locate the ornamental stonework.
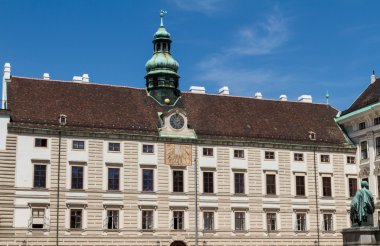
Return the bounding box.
[165,144,192,166]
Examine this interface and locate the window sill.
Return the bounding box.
[294,230,309,234]
[294,195,307,198]
[69,189,85,192]
[233,193,247,197]
[201,193,216,196]
[67,228,84,232]
[106,190,122,193]
[141,191,156,194]
[265,194,278,198]
[266,230,280,233]
[140,229,155,233]
[31,188,49,191]
[171,229,186,232]
[202,230,216,234]
[103,229,121,232]
[321,196,334,200]
[322,230,335,234]
[233,230,248,234]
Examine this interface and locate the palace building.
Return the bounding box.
[0,11,374,246]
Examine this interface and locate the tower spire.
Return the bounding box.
[144,10,180,106]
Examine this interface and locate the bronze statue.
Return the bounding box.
[350,181,375,227]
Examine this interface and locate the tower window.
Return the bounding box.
[162,43,167,51]
[156,43,161,51]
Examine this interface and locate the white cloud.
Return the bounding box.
[195,6,291,92]
[168,0,224,14]
[228,7,289,55]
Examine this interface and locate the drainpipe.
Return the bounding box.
[313,147,320,245]
[194,145,198,246]
[56,129,62,246]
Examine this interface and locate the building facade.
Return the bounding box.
[0,12,368,246]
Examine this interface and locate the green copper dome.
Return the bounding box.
[145,10,181,106]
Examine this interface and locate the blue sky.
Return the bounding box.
[0,0,379,110]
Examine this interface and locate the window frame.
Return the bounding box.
[72,140,85,150]
[359,122,366,130]
[320,154,330,163]
[34,138,48,148]
[234,211,246,231]
[375,117,380,126]
[266,212,277,232]
[202,147,214,157]
[348,178,357,198]
[376,137,380,156]
[294,153,304,162]
[108,142,121,152]
[234,172,245,194]
[322,213,333,232]
[295,213,307,232]
[141,210,154,230]
[172,210,184,230]
[295,175,306,196]
[322,176,332,197]
[203,172,214,194]
[173,170,184,193]
[361,141,368,160]
[31,208,45,229]
[106,209,119,230]
[70,209,83,229]
[107,167,120,191]
[264,151,275,160]
[71,165,84,190]
[266,174,276,195]
[33,164,47,189]
[233,149,244,159]
[203,211,214,231]
[142,169,154,192]
[142,144,154,154]
[347,156,356,164]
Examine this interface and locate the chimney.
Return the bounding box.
[279,95,287,101]
[73,76,82,82]
[254,92,262,99]
[82,74,89,82]
[218,86,229,95]
[298,95,312,103]
[2,63,11,109]
[189,86,205,94]
[371,70,376,84]
[43,73,50,80]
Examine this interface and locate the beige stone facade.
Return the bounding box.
[0,130,357,246]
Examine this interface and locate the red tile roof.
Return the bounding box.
[7,76,348,146]
[342,78,380,116]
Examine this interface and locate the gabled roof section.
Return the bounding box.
[7,76,348,146]
[341,78,380,116]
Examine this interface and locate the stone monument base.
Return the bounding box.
[342,226,380,245]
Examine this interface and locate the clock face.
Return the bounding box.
[169,113,185,129]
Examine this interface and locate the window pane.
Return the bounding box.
[35,138,47,147]
[109,143,120,152]
[34,165,46,188]
[72,140,84,150]
[234,173,245,194]
[296,176,305,196]
[323,214,333,231]
[265,151,275,160]
[108,168,120,190]
[203,212,214,231]
[70,209,82,229]
[322,177,332,197]
[173,170,184,192]
[203,172,214,193]
[107,210,119,229]
[71,166,84,189]
[235,212,245,231]
[361,141,368,160]
[142,210,153,230]
[349,178,357,197]
[296,213,306,231]
[234,150,244,158]
[266,213,276,231]
[143,169,154,191]
[143,144,154,153]
[266,174,276,195]
[173,211,184,230]
[203,148,213,156]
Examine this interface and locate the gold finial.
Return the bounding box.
[164,98,170,104]
[160,10,167,27]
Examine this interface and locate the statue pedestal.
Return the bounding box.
[342,227,380,245]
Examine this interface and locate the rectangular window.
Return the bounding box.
[361,141,368,160]
[31,208,45,229]
[108,168,120,191]
[35,138,47,147]
[320,155,330,163]
[173,170,184,192]
[142,144,154,154]
[295,176,305,196]
[203,148,213,157]
[70,209,82,229]
[323,214,333,232]
[203,212,214,231]
[296,213,306,231]
[142,210,153,230]
[234,149,244,158]
[347,156,356,164]
[71,166,84,190]
[173,211,184,230]
[235,212,245,231]
[375,117,380,126]
[203,172,214,193]
[349,178,357,197]
[106,210,119,230]
[322,177,332,197]
[266,213,277,231]
[142,169,154,192]
[294,153,304,161]
[266,174,276,195]
[359,122,366,130]
[33,164,46,188]
[265,151,275,160]
[108,142,120,152]
[376,137,380,156]
[234,173,245,194]
[72,140,85,150]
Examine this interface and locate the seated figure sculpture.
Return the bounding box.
[350,181,375,227]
